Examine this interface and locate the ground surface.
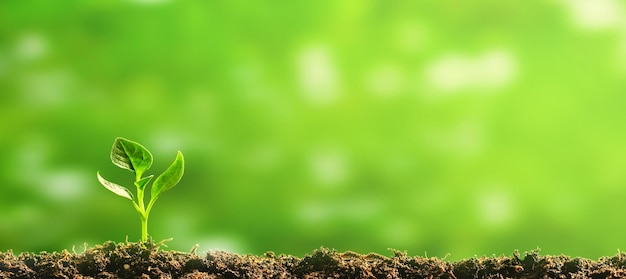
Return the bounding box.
[2,241,626,278]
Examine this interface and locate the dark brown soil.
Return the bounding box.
[2,241,626,279]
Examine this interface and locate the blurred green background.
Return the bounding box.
[2,0,626,261]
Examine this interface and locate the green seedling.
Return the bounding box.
[97,137,184,243]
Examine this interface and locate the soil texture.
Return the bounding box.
[2,241,626,278]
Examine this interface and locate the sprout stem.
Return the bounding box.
[140,215,148,243]
[136,178,149,243]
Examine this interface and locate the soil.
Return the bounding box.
[2,241,626,279]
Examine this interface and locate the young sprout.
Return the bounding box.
[97,137,184,243]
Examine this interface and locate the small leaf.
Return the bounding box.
[97,172,133,200]
[151,151,184,200]
[134,175,154,191]
[111,137,153,177]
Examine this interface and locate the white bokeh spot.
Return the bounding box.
[424,48,517,97]
[308,148,349,186]
[43,169,90,200]
[20,69,73,106]
[563,0,625,30]
[15,32,48,62]
[475,186,516,227]
[296,44,340,105]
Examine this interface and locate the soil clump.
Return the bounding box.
[2,241,626,278]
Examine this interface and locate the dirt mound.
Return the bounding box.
[1,241,626,278]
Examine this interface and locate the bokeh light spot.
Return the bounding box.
[43,170,89,201]
[296,44,340,105]
[15,32,48,62]
[20,69,74,107]
[424,48,516,97]
[308,148,349,187]
[563,0,625,30]
[475,186,516,228]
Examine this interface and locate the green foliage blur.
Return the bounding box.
[2,1,626,261]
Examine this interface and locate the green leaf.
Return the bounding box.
[111,137,153,177]
[151,151,184,200]
[134,175,154,191]
[97,172,133,200]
